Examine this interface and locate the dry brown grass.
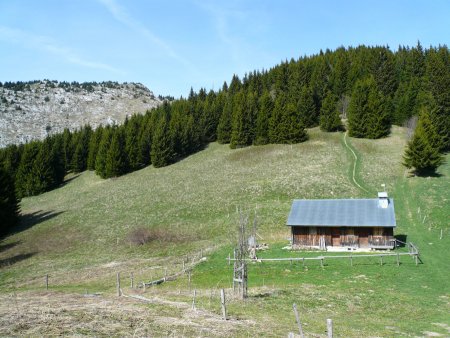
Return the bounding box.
[0,290,252,337]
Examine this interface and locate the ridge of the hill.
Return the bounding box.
[0,80,162,147]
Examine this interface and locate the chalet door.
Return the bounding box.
[358,228,369,247]
[331,227,340,246]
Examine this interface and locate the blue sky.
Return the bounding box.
[0,0,448,97]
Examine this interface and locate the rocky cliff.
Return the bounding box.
[0,80,162,147]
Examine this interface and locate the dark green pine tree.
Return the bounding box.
[137,113,155,166]
[330,47,350,98]
[268,93,286,143]
[105,128,129,178]
[374,48,397,98]
[95,126,112,178]
[30,138,57,194]
[15,141,40,198]
[87,126,103,170]
[62,128,74,171]
[0,167,20,235]
[71,126,91,173]
[49,134,66,186]
[348,76,390,138]
[254,90,273,145]
[230,90,250,149]
[425,46,450,150]
[320,92,343,132]
[283,102,308,143]
[151,113,175,168]
[125,116,143,171]
[217,96,233,144]
[297,85,317,128]
[269,92,307,144]
[0,144,22,180]
[403,109,444,175]
[366,86,391,139]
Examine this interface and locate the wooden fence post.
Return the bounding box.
[292,303,305,338]
[45,274,49,290]
[350,255,353,267]
[192,289,197,310]
[415,254,418,266]
[440,229,443,240]
[143,282,146,292]
[380,255,383,266]
[228,253,231,266]
[116,272,121,297]
[130,272,134,289]
[327,318,333,338]
[200,249,203,258]
[188,270,191,291]
[220,289,227,320]
[302,257,305,268]
[396,252,400,266]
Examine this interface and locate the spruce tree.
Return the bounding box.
[348,78,370,137]
[151,113,175,168]
[95,126,112,178]
[425,46,450,150]
[366,87,391,139]
[87,126,103,170]
[268,93,285,143]
[15,141,40,198]
[105,128,128,177]
[403,109,444,175]
[217,96,232,144]
[230,91,250,148]
[348,76,390,138]
[71,126,91,173]
[0,167,19,235]
[30,138,57,194]
[283,102,308,143]
[254,90,273,145]
[297,86,317,128]
[49,134,66,186]
[125,116,142,171]
[320,92,342,131]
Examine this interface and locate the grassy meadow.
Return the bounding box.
[0,126,449,336]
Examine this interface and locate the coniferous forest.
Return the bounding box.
[1,43,449,233]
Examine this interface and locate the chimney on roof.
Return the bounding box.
[378,192,389,208]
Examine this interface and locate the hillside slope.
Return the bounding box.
[0,127,449,336]
[0,80,161,147]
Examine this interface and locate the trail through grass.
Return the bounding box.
[342,131,371,194]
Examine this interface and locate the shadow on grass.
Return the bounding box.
[395,234,408,247]
[0,252,36,268]
[62,173,81,186]
[0,241,21,253]
[11,210,65,235]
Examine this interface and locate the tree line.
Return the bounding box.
[1,43,449,234]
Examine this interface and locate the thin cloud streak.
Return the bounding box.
[98,0,195,70]
[0,26,124,74]
[194,1,250,69]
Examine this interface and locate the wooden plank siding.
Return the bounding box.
[292,226,394,249]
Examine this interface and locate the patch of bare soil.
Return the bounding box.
[0,290,250,336]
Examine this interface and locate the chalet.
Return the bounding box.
[287,192,396,250]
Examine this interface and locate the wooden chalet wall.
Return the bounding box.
[292,226,394,248]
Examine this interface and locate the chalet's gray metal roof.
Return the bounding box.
[286,199,396,227]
